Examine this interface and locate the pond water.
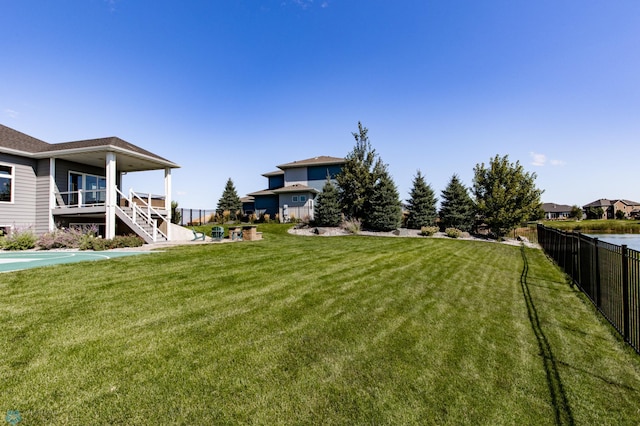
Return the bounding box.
[586,234,640,252]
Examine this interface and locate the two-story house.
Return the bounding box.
[582,198,640,219]
[0,124,182,243]
[246,156,345,222]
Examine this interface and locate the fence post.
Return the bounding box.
[594,238,601,309]
[576,233,581,286]
[622,244,630,342]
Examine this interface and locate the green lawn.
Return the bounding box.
[2,224,640,425]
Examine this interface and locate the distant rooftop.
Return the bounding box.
[277,156,345,169]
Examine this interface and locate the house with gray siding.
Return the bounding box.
[0,124,182,243]
[246,156,345,222]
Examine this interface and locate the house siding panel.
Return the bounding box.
[0,153,38,231]
[268,175,284,190]
[307,165,342,182]
[254,195,279,217]
[284,168,307,186]
[35,159,51,235]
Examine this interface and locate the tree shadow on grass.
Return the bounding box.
[520,245,574,426]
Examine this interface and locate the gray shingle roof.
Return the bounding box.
[0,124,177,169]
[542,203,573,213]
[277,156,345,169]
[583,199,612,208]
[0,124,50,152]
[272,184,319,194]
[47,136,173,163]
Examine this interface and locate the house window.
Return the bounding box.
[300,195,306,202]
[292,196,298,202]
[0,164,13,202]
[69,172,107,206]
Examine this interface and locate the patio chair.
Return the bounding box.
[191,228,206,241]
[211,226,224,241]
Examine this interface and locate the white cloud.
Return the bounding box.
[4,109,19,119]
[530,152,566,167]
[530,152,546,167]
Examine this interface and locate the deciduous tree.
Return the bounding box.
[472,155,543,238]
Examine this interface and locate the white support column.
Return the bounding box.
[164,167,172,240]
[105,152,117,239]
[49,158,56,231]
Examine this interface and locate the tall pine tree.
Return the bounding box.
[216,178,242,220]
[439,174,475,232]
[336,122,380,220]
[314,177,342,227]
[364,163,402,231]
[406,170,437,229]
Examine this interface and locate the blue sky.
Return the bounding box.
[2,0,639,209]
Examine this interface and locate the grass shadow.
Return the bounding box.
[520,245,574,425]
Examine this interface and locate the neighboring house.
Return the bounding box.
[542,203,573,220]
[0,124,182,243]
[246,156,345,222]
[612,199,640,219]
[582,198,640,220]
[240,196,255,216]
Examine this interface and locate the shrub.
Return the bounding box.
[2,227,37,250]
[445,227,462,238]
[341,218,362,234]
[420,226,438,236]
[110,235,144,249]
[36,227,143,251]
[37,225,98,249]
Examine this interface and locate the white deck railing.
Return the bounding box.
[116,188,169,242]
[54,189,107,208]
[53,188,169,242]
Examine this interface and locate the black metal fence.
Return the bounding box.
[176,209,217,226]
[537,224,640,354]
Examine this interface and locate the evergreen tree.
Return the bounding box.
[473,155,543,238]
[314,177,342,227]
[336,122,380,220]
[439,174,475,232]
[406,170,438,229]
[170,200,182,225]
[216,178,242,220]
[364,164,402,231]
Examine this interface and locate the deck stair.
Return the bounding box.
[115,189,169,243]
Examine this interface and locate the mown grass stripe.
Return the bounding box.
[1,225,640,424]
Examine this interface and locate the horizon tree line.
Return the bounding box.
[315,122,544,238]
[204,121,545,238]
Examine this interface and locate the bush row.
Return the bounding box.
[0,227,144,251]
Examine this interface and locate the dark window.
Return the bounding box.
[0,165,13,202]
